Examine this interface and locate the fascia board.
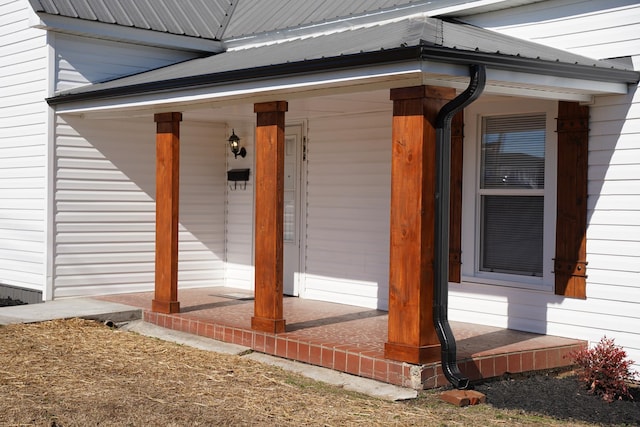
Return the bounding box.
[52,62,426,115]
[418,46,639,84]
[486,68,628,95]
[419,73,594,102]
[53,59,613,116]
[31,13,223,53]
[419,61,626,99]
[47,42,639,110]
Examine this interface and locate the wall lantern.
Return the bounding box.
[228,129,246,158]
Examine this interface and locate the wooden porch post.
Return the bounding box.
[152,112,182,314]
[252,101,288,333]
[385,86,455,364]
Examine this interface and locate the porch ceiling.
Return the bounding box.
[75,89,395,123]
[185,90,394,123]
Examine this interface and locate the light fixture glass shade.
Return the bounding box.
[228,129,245,158]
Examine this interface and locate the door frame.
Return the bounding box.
[283,122,307,296]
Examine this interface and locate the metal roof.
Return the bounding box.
[223,0,428,39]
[28,0,545,41]
[221,0,550,40]
[47,16,639,105]
[28,0,233,39]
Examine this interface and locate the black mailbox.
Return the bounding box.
[227,168,250,190]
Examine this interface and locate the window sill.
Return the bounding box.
[459,274,553,292]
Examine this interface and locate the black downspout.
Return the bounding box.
[434,64,486,389]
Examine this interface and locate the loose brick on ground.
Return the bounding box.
[440,389,487,407]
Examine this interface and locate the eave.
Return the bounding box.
[46,43,639,112]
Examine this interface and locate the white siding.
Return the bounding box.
[450,1,640,372]
[463,0,640,60]
[304,111,392,309]
[0,0,48,293]
[53,115,226,297]
[53,33,202,92]
[47,28,217,298]
[451,92,640,368]
[224,124,255,291]
[584,82,640,370]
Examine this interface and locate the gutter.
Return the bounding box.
[46,47,423,106]
[434,64,486,390]
[46,44,639,106]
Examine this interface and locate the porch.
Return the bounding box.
[96,287,585,390]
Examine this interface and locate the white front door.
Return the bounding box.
[283,125,304,296]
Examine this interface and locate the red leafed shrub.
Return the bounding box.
[569,337,636,402]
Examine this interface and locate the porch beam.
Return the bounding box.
[152,112,182,314]
[252,101,288,333]
[385,85,455,364]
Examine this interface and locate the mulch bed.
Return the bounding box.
[475,372,640,426]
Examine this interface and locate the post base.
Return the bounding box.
[384,341,440,364]
[151,299,180,314]
[251,316,286,334]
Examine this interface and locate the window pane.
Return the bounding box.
[284,198,295,242]
[480,195,544,276]
[481,115,545,189]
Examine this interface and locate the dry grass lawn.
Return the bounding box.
[0,319,593,426]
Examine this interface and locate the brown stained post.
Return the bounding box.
[152,112,182,314]
[252,101,288,333]
[385,85,456,364]
[449,111,464,283]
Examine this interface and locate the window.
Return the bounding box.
[461,100,556,289]
[479,114,546,277]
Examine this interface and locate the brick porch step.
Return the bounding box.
[143,309,585,390]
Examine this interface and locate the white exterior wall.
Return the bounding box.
[304,112,392,309]
[225,123,255,290]
[54,115,226,297]
[53,33,201,92]
[451,0,640,370]
[48,31,222,298]
[585,80,640,369]
[463,0,640,60]
[0,0,48,294]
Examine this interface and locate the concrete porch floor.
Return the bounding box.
[96,287,585,390]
